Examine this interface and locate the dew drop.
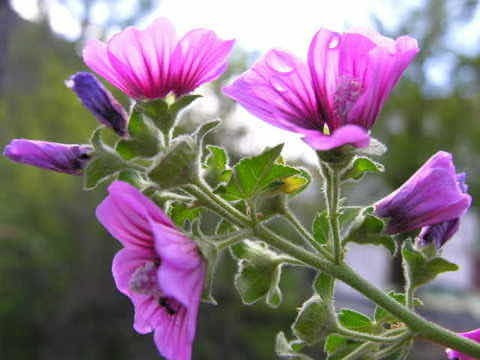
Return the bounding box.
[270,77,288,92]
[266,52,294,73]
[328,35,340,49]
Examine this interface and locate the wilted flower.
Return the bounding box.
[96,181,205,360]
[446,328,480,360]
[66,72,128,136]
[223,28,419,151]
[375,151,471,235]
[83,17,235,100]
[3,139,92,175]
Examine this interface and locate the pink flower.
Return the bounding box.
[446,329,480,360]
[96,181,205,360]
[83,18,235,100]
[223,28,419,151]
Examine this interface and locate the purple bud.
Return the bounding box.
[66,72,128,137]
[416,172,469,249]
[374,151,471,235]
[446,328,480,359]
[3,139,93,175]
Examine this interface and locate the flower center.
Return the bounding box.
[129,261,163,298]
[333,76,363,123]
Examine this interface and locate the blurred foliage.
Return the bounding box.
[1,0,479,359]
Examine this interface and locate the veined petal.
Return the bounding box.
[172,29,234,95]
[96,181,174,249]
[375,151,471,234]
[302,124,370,151]
[83,39,143,99]
[223,49,321,133]
[112,248,156,295]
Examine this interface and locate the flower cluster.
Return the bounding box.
[3,16,479,360]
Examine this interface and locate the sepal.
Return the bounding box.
[275,332,313,360]
[231,240,284,308]
[83,129,128,190]
[401,240,458,289]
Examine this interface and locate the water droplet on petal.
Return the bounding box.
[266,51,294,73]
[270,77,288,92]
[328,35,340,49]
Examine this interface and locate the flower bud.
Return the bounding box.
[66,72,128,136]
[3,139,93,175]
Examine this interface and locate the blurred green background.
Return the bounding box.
[1,0,480,359]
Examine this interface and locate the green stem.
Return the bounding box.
[281,202,335,261]
[336,326,410,343]
[188,177,480,358]
[373,339,412,359]
[341,342,376,360]
[215,229,252,250]
[324,164,342,264]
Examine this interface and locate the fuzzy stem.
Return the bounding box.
[190,176,480,358]
[336,326,410,343]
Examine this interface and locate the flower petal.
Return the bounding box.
[223,49,321,133]
[96,181,174,249]
[302,124,370,151]
[172,29,234,95]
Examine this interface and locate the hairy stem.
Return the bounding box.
[281,201,335,261]
[189,176,480,358]
[324,164,343,264]
[336,326,410,343]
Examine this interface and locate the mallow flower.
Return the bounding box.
[375,151,471,235]
[3,139,92,175]
[83,17,235,100]
[223,28,419,151]
[66,72,128,137]
[446,328,480,360]
[96,181,205,360]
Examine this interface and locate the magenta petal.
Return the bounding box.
[446,328,480,360]
[223,49,321,133]
[96,181,174,249]
[112,248,155,295]
[172,29,234,96]
[153,305,192,360]
[302,125,370,151]
[375,151,472,234]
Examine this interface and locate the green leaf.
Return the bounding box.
[168,202,201,227]
[324,334,363,360]
[231,240,283,307]
[196,239,219,305]
[374,291,423,324]
[312,211,329,245]
[117,169,148,188]
[356,137,387,157]
[402,241,458,289]
[219,144,300,200]
[116,110,160,159]
[84,130,127,190]
[148,136,197,189]
[169,94,202,116]
[292,295,335,345]
[194,119,221,146]
[275,332,313,360]
[313,272,334,301]
[344,212,396,255]
[136,99,173,134]
[342,157,384,181]
[337,309,373,332]
[203,145,231,187]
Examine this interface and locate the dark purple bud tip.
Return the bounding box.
[416,218,460,249]
[3,139,93,175]
[66,72,128,137]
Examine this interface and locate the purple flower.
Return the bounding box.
[223,28,419,151]
[96,181,205,360]
[83,17,235,100]
[446,328,480,360]
[3,139,92,175]
[66,72,128,136]
[375,151,471,235]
